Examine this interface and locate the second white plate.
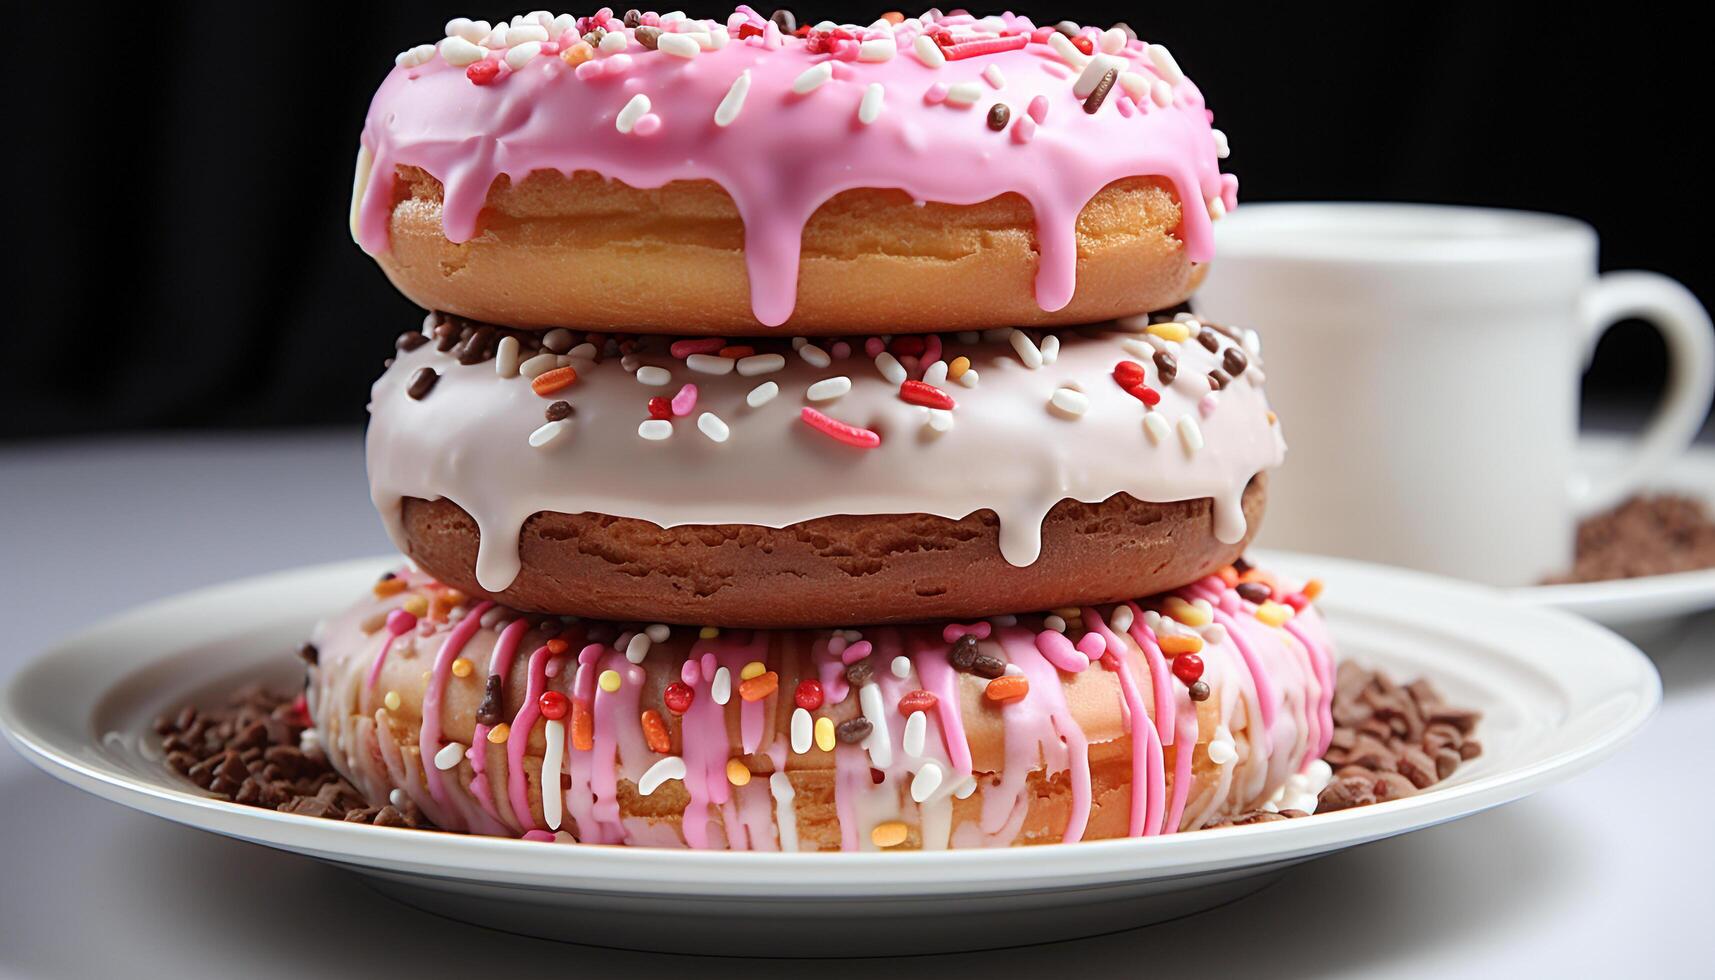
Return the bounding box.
[1,552,1658,955]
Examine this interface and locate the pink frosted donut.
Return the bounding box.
[352,9,1237,333]
[307,564,1335,849]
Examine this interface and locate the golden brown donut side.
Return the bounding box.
[401,476,1266,627]
[375,168,1200,334]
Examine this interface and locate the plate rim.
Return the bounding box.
[1,551,1661,897]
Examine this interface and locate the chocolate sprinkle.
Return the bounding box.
[396,331,429,352]
[769,9,796,33]
[545,401,574,422]
[623,8,641,27]
[835,717,873,744]
[949,634,979,670]
[844,658,874,687]
[1188,680,1211,702]
[634,25,661,48]
[406,367,439,400]
[1207,369,1230,391]
[1235,582,1272,604]
[971,653,1007,679]
[1198,328,1221,353]
[296,643,318,666]
[987,103,1010,131]
[1153,349,1177,386]
[476,674,506,727]
[1223,347,1249,376]
[1083,68,1117,114]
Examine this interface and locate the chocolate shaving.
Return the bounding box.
[1083,68,1118,114]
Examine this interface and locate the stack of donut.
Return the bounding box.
[307,7,1338,851]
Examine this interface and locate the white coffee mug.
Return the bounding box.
[1197,203,1715,586]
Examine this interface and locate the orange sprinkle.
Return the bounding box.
[948,355,970,379]
[428,593,451,622]
[560,40,594,65]
[1159,634,1204,656]
[487,722,510,744]
[1302,578,1325,601]
[984,675,1029,703]
[531,366,578,396]
[871,820,910,848]
[739,670,779,702]
[882,11,905,24]
[451,657,474,678]
[1217,565,1240,587]
[571,700,594,751]
[726,758,752,786]
[718,345,755,359]
[372,577,407,598]
[546,638,569,655]
[641,709,671,754]
[1267,410,1278,424]
[439,587,467,607]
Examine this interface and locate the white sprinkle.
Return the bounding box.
[504,23,549,45]
[1147,43,1185,85]
[625,633,652,664]
[504,40,542,69]
[1074,53,1126,98]
[645,623,671,643]
[638,756,687,796]
[1151,78,1174,107]
[635,365,672,386]
[799,343,831,368]
[389,789,408,809]
[806,376,851,402]
[944,81,983,106]
[703,25,730,49]
[910,759,942,802]
[792,336,809,349]
[637,419,674,441]
[439,36,488,66]
[1120,337,1154,360]
[566,342,598,361]
[433,741,466,771]
[1045,614,1067,633]
[1047,31,1089,68]
[1009,329,1043,369]
[747,382,779,407]
[1143,412,1171,445]
[1098,27,1127,54]
[697,412,730,443]
[874,352,907,385]
[529,419,571,448]
[904,713,929,762]
[1178,415,1204,453]
[1208,195,1227,221]
[912,34,946,68]
[890,655,912,679]
[791,62,834,94]
[686,353,736,375]
[957,368,980,388]
[735,353,784,377]
[1039,334,1061,365]
[1004,663,1025,677]
[1111,605,1135,632]
[620,353,642,372]
[858,82,885,124]
[922,360,948,386]
[715,70,751,127]
[982,64,1006,89]
[1118,70,1149,102]
[616,93,652,134]
[520,352,559,379]
[926,409,954,432]
[791,707,813,754]
[1212,128,1230,159]
[1208,739,1237,766]
[541,720,564,828]
[541,328,572,352]
[770,772,799,851]
[495,335,521,377]
[858,683,893,768]
[712,666,732,705]
[858,36,896,62]
[953,775,978,799]
[445,18,490,42]
[658,32,699,57]
[598,30,627,53]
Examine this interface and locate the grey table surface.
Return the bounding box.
[2,430,1711,979]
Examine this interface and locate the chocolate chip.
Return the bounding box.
[971,654,1007,679]
[297,642,319,665]
[1198,328,1221,353]
[835,717,872,744]
[476,674,506,727]
[769,9,796,33]
[634,25,661,48]
[1223,347,1249,375]
[1235,582,1271,604]
[1083,67,1117,114]
[1188,680,1211,702]
[623,9,641,27]
[545,401,573,422]
[406,367,439,400]
[949,634,979,670]
[1152,349,1177,385]
[844,658,874,687]
[582,27,605,46]
[987,103,1010,130]
[1208,369,1230,390]
[396,331,429,351]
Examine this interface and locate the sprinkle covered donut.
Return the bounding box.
[352,8,1236,332]
[307,564,1334,849]
[370,311,1283,626]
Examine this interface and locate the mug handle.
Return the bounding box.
[1569,271,1715,515]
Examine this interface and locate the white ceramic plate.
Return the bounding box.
[1509,435,1715,629]
[1,552,1657,956]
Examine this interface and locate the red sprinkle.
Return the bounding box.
[545,638,570,655]
[1100,650,1122,671]
[538,690,570,720]
[939,33,1030,60]
[794,678,824,711]
[466,60,501,85]
[647,396,672,420]
[1126,384,1162,406]
[736,21,763,38]
[889,335,927,357]
[1113,360,1145,388]
[899,379,956,410]
[718,345,755,359]
[663,681,694,714]
[670,337,725,358]
[1282,592,1309,612]
[1070,35,1094,55]
[1171,654,1205,685]
[898,689,939,715]
[800,407,881,449]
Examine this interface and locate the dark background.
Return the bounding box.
[3,2,1706,440]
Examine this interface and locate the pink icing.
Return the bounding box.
[354,9,1232,326]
